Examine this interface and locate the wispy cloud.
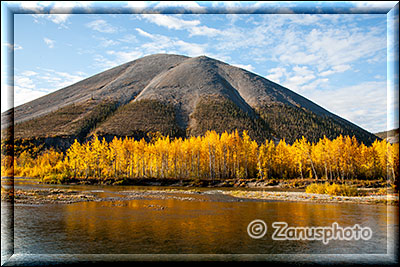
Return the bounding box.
[304,81,387,133]
[43,37,55,48]
[104,50,144,66]
[21,70,38,77]
[141,14,223,37]
[12,68,88,107]
[319,64,351,77]
[32,14,70,26]
[93,28,208,70]
[86,19,118,33]
[13,74,47,107]
[232,63,255,73]
[141,14,200,30]
[135,27,207,56]
[4,42,23,51]
[135,28,155,39]
[153,1,207,12]
[266,67,287,84]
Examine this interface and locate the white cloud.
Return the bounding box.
[141,14,223,38]
[141,14,200,30]
[349,1,398,8]
[292,65,314,77]
[298,78,329,92]
[4,42,23,51]
[273,65,317,93]
[154,1,207,12]
[48,14,70,24]
[232,63,255,72]
[13,74,47,107]
[27,2,92,27]
[86,19,118,33]
[219,15,386,75]
[51,71,87,88]
[125,1,151,12]
[266,67,287,83]
[286,74,315,86]
[43,37,55,48]
[188,25,223,37]
[134,28,207,56]
[94,27,208,69]
[349,1,397,12]
[13,86,48,107]
[15,75,35,89]
[319,70,335,77]
[17,1,51,13]
[12,69,88,107]
[105,50,144,66]
[21,70,38,77]
[319,64,351,76]
[304,81,387,133]
[135,28,155,39]
[93,36,120,48]
[32,14,71,27]
[51,1,94,11]
[173,40,206,56]
[118,34,138,43]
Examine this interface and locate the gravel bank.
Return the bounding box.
[2,187,398,205]
[222,190,399,205]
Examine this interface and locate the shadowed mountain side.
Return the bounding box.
[94,99,185,141]
[134,56,256,128]
[14,99,118,141]
[258,103,378,144]
[188,95,271,143]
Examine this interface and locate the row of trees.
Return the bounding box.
[2,130,398,183]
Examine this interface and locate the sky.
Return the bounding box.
[1,1,399,134]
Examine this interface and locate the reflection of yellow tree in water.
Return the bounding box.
[3,131,398,185]
[60,198,390,254]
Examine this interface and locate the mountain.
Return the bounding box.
[374,128,399,144]
[2,53,378,149]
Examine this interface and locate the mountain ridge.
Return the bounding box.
[2,53,379,148]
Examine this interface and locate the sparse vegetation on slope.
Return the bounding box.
[189,95,271,143]
[259,103,377,145]
[95,99,185,141]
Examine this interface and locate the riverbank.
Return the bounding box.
[222,190,399,205]
[37,176,395,190]
[2,186,398,206]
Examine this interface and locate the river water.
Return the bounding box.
[1,178,398,264]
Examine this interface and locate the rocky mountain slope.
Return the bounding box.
[2,53,378,148]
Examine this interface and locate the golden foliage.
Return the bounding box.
[3,132,399,184]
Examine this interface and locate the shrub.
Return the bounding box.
[305,183,358,197]
[305,183,327,194]
[42,173,69,184]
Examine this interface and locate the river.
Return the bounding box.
[1,177,398,264]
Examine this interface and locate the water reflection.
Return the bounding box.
[13,192,394,255]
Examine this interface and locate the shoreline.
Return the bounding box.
[2,177,398,205]
[221,190,399,205]
[10,176,393,189]
[2,185,398,206]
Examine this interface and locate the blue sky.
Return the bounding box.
[1,1,399,133]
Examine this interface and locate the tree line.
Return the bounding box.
[1,130,398,184]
